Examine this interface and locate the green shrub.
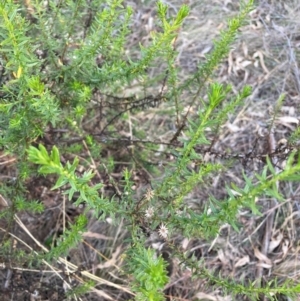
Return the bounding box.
[1,0,300,300]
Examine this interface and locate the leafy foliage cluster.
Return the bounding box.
[1,0,300,300]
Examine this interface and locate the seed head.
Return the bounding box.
[144,188,155,201]
[158,223,169,239]
[145,206,154,219]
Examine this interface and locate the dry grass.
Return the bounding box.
[1,0,300,300]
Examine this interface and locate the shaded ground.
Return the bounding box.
[1,0,300,300]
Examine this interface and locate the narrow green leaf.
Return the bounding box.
[52,175,68,190]
[50,146,61,166]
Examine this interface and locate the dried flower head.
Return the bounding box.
[175,209,183,216]
[144,188,155,201]
[145,206,154,219]
[158,223,169,239]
